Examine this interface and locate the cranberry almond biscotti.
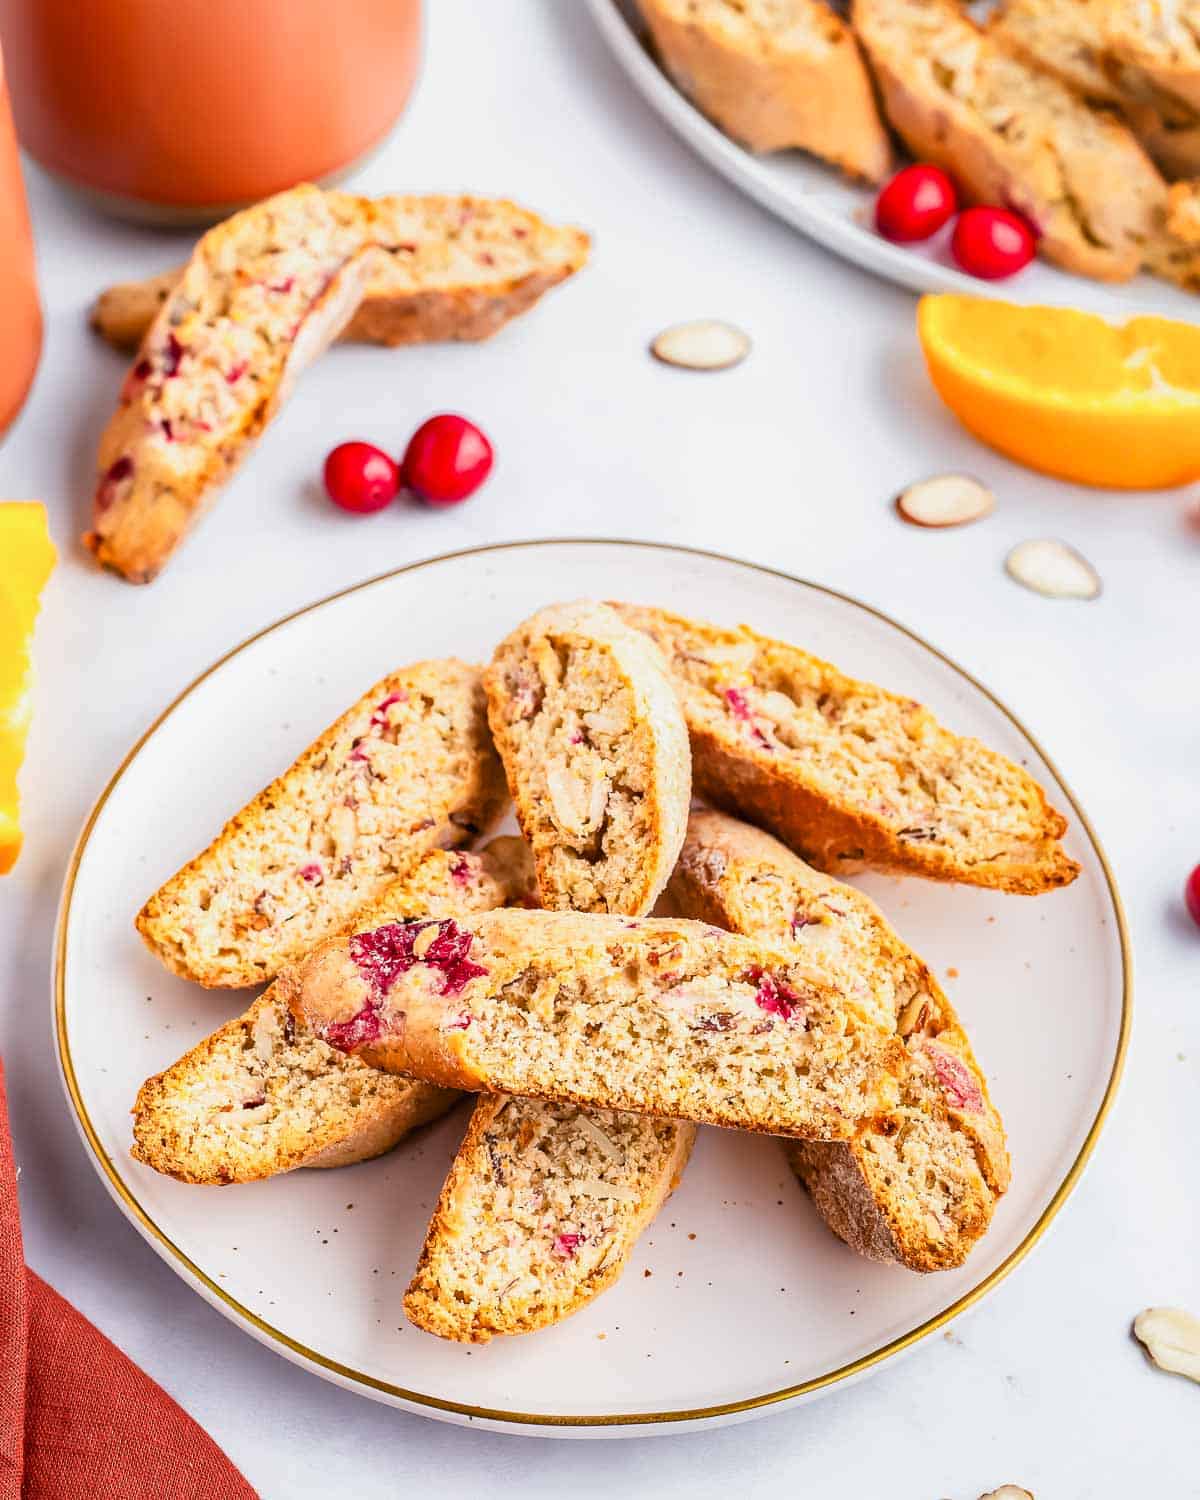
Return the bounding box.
[90,191,590,352]
[484,600,691,915]
[669,811,1009,1271]
[634,0,892,181]
[409,611,694,1341]
[136,658,507,989]
[85,186,589,582]
[403,1097,696,1342]
[279,910,905,1138]
[612,603,1079,895]
[132,840,536,1185]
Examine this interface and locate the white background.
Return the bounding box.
[2,1,1197,1495]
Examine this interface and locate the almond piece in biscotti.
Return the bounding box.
[135,658,507,989]
[485,601,691,915]
[668,809,1009,1272]
[612,601,1079,894]
[131,839,536,1185]
[278,909,905,1140]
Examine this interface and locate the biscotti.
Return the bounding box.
[280,910,904,1137]
[988,0,1200,180]
[852,0,1168,282]
[613,603,1078,894]
[85,186,382,582]
[403,1096,696,1342]
[131,840,535,1184]
[635,0,892,180]
[484,601,690,914]
[136,658,507,988]
[90,192,590,353]
[84,186,589,582]
[669,810,1009,1270]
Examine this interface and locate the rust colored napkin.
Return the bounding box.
[0,1061,257,1500]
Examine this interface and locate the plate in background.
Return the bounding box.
[585,0,1196,320]
[56,539,1129,1436]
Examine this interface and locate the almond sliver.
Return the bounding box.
[1005,539,1101,600]
[896,474,995,528]
[651,320,750,371]
[1134,1306,1200,1383]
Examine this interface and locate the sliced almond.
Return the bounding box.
[1133,1306,1200,1383]
[574,1112,625,1163]
[651,319,750,371]
[896,473,995,528]
[1005,539,1102,600]
[980,1488,1034,1500]
[571,1176,640,1204]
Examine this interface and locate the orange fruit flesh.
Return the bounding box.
[917,294,1200,490]
[0,502,56,874]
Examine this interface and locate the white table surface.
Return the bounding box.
[2,1,1197,1494]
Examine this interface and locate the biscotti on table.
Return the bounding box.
[132,839,536,1185]
[613,602,1078,894]
[484,600,690,915]
[90,190,591,353]
[280,909,904,1137]
[634,0,892,181]
[136,657,507,988]
[669,810,1009,1270]
[85,185,589,582]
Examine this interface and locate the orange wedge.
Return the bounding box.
[1,502,56,874]
[917,294,1200,490]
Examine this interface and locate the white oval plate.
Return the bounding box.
[55,540,1129,1437]
[586,0,1198,319]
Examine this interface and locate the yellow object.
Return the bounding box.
[1,502,56,874]
[917,294,1200,490]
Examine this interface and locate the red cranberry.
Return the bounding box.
[951,207,1037,280]
[875,164,958,243]
[323,442,400,515]
[401,414,493,507]
[1185,865,1200,927]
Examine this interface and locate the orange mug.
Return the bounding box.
[0,43,40,438]
[0,0,422,223]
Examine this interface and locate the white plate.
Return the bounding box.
[55,539,1129,1437]
[586,0,1199,320]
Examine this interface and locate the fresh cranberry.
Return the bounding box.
[323,442,400,515]
[1185,865,1200,927]
[875,164,958,243]
[951,207,1037,280]
[401,414,493,507]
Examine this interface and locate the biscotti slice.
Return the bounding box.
[85,185,387,582]
[90,193,590,353]
[669,810,1009,1270]
[131,839,535,1184]
[403,1096,695,1342]
[280,910,904,1137]
[484,601,690,914]
[612,603,1078,894]
[136,658,507,989]
[1105,1,1200,116]
[635,0,891,180]
[988,0,1200,179]
[852,0,1167,282]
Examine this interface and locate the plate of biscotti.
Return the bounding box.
[587,0,1200,319]
[55,539,1128,1435]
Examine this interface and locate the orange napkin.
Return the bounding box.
[0,1060,257,1499]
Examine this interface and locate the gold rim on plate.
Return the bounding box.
[54,538,1133,1431]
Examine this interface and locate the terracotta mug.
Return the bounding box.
[0,0,422,223]
[0,43,40,438]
